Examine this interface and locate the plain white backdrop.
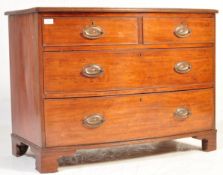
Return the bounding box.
[0,0,223,174]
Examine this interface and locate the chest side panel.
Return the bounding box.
[9,13,43,146]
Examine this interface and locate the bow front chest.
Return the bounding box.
[6,7,217,173]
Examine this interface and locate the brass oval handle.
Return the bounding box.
[174,61,192,74]
[82,25,103,39]
[174,24,192,38]
[83,114,105,128]
[82,64,103,78]
[174,107,191,119]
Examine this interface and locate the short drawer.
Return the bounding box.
[143,16,214,44]
[44,89,214,147]
[44,48,213,97]
[42,17,138,46]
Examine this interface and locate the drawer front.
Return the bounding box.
[44,48,213,96]
[42,17,138,46]
[143,17,214,44]
[45,89,214,147]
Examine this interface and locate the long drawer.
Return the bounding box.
[44,47,214,97]
[44,89,214,147]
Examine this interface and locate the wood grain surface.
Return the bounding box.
[8,13,43,146]
[5,7,218,15]
[44,89,214,147]
[43,17,138,46]
[144,17,215,44]
[7,8,217,173]
[44,48,214,97]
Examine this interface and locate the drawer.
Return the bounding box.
[42,17,138,46]
[44,48,213,97]
[143,17,214,44]
[45,89,214,147]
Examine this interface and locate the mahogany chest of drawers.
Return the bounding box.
[6,7,217,173]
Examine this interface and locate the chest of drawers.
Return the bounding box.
[6,7,217,173]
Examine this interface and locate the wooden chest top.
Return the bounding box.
[5,7,218,15]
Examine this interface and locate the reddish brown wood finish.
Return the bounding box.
[6,8,217,173]
[8,13,43,146]
[44,48,213,97]
[5,7,218,15]
[144,16,215,44]
[44,89,214,147]
[11,129,217,173]
[43,17,138,46]
[193,129,217,151]
[43,43,214,52]
[32,147,75,173]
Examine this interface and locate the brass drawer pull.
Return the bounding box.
[83,114,105,128]
[82,64,103,78]
[174,61,192,74]
[174,24,192,38]
[174,107,191,119]
[82,22,103,39]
